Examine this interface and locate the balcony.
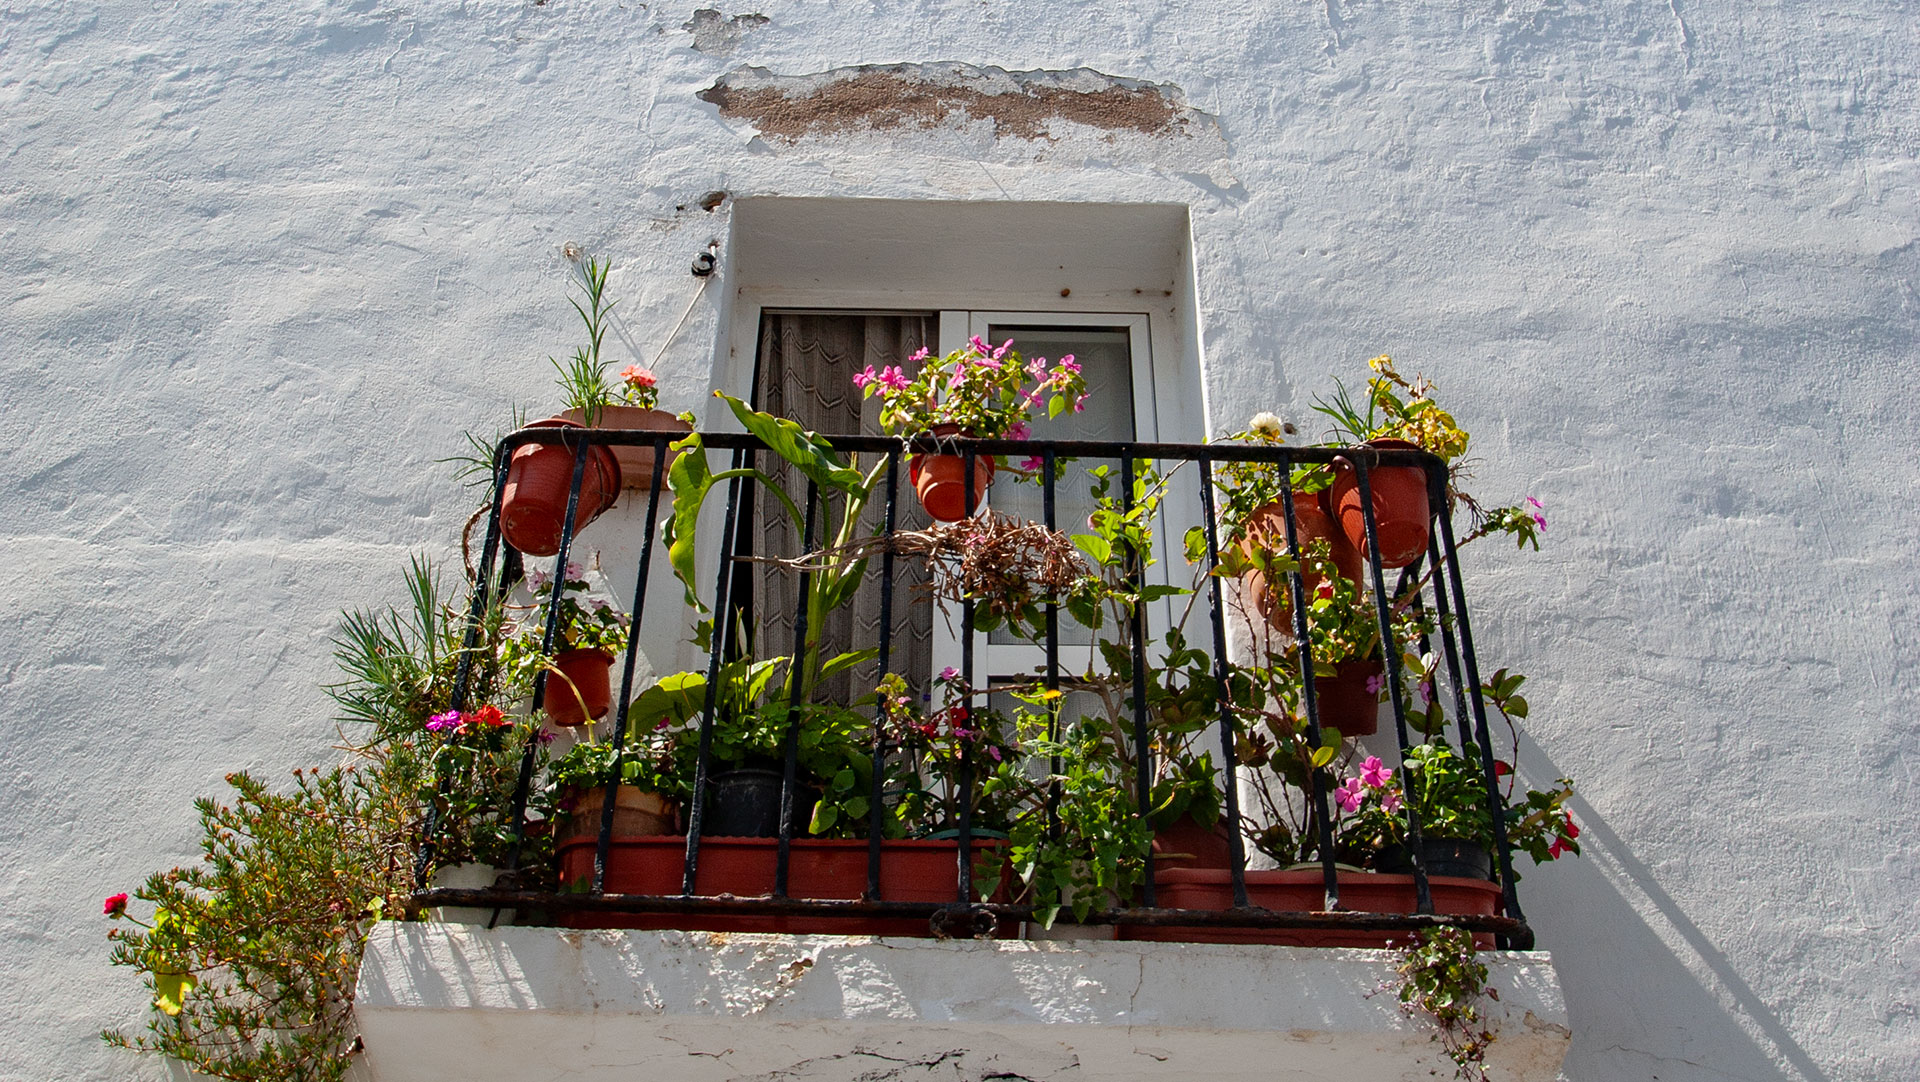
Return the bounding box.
[363,417,1572,1080]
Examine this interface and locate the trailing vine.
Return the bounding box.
[1391,925,1498,1080]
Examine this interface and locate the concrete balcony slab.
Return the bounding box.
[354,923,1569,1081]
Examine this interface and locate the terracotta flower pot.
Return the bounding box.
[544,647,614,727]
[500,417,622,557]
[555,785,678,846]
[1238,493,1366,630]
[1119,867,1501,948]
[1312,658,1382,737]
[1327,438,1432,570]
[1150,812,1234,871]
[908,426,994,522]
[560,405,691,492]
[556,836,1014,936]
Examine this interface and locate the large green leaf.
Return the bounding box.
[663,432,716,609]
[718,393,864,494]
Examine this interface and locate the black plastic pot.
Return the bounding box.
[703,767,818,838]
[1377,838,1494,881]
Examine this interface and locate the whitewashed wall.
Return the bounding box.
[2,2,1914,1079]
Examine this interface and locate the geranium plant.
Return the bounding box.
[499,564,630,677]
[856,336,1090,442]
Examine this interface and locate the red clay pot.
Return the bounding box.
[500,417,622,557]
[908,426,994,522]
[1239,493,1366,630]
[1327,439,1432,570]
[555,785,678,847]
[1150,813,1235,870]
[544,647,614,727]
[556,836,1012,936]
[1313,658,1383,737]
[560,405,691,493]
[1119,867,1501,948]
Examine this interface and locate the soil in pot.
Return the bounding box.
[500,417,622,557]
[1118,867,1501,948]
[908,426,993,522]
[701,766,819,838]
[1376,837,1494,881]
[542,648,615,727]
[1327,438,1432,570]
[554,785,678,847]
[556,836,1013,936]
[1239,493,1366,630]
[560,405,691,493]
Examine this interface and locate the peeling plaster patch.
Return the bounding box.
[697,63,1235,189]
[683,9,768,57]
[700,63,1205,143]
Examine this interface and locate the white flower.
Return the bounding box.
[1248,412,1292,441]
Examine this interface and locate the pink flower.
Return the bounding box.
[1334,778,1366,813]
[1532,512,1547,530]
[948,368,969,389]
[1026,357,1047,377]
[426,710,461,733]
[620,365,657,389]
[1381,790,1403,814]
[988,745,1003,762]
[524,568,551,590]
[878,365,910,393]
[1019,454,1046,472]
[1419,679,1434,704]
[1059,355,1080,374]
[1364,674,1384,696]
[1360,756,1391,789]
[909,347,931,362]
[1073,394,1087,413]
[992,339,1012,360]
[852,364,878,390]
[939,666,959,681]
[968,335,990,355]
[103,893,129,918]
[1007,421,1031,441]
[1526,496,1543,508]
[565,561,584,580]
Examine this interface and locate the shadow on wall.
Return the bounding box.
[1519,741,1830,1082]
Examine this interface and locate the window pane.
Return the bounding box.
[985,325,1135,649]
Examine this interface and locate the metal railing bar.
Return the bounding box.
[1194,455,1251,909]
[1278,485,1343,912]
[1121,455,1157,908]
[680,446,749,895]
[865,450,899,901]
[775,479,820,898]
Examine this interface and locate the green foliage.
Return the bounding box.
[550,256,618,424]
[102,768,418,1082]
[1392,925,1496,1080]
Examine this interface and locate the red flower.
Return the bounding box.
[471,704,506,728]
[1563,811,1580,839]
[103,893,129,918]
[1493,760,1512,778]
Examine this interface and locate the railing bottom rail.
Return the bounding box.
[410,888,1531,941]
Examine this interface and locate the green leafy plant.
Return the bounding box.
[1390,925,1497,1080]
[102,767,417,1082]
[550,255,619,425]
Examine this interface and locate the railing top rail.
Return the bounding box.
[492,426,1448,470]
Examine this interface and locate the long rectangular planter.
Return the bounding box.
[1118,868,1503,948]
[556,835,1011,937]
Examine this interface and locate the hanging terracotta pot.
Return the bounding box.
[560,405,691,492]
[544,647,615,727]
[500,418,622,557]
[908,425,994,522]
[1327,438,1431,570]
[1238,492,1366,630]
[1312,658,1382,737]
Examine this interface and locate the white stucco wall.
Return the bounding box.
[2,2,1914,1080]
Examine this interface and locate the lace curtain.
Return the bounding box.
[753,312,937,706]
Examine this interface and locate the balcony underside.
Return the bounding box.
[354,923,1570,1081]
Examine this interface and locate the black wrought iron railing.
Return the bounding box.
[411,424,1536,949]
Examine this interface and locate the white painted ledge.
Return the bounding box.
[354,923,1569,1081]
